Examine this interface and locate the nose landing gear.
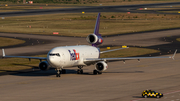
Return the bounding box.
[56,69,66,77]
[56,69,61,77]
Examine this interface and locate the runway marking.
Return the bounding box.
[131,90,180,101]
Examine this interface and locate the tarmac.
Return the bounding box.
[0,28,180,101]
[0,54,179,101]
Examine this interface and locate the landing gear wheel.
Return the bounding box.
[56,74,60,77]
[98,71,102,74]
[77,69,83,74]
[56,69,61,77]
[93,70,102,75]
[77,69,80,74]
[93,70,98,75]
[77,66,83,74]
[80,69,83,74]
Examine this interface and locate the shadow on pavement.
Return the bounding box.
[132,96,143,98]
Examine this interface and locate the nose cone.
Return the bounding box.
[47,47,63,67]
[47,56,58,67]
[47,54,60,67]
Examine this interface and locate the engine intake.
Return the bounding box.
[86,34,103,45]
[39,61,50,71]
[95,61,108,72]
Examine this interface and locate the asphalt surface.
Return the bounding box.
[0,2,180,17]
[0,28,180,101]
[0,53,179,101]
[0,2,180,101]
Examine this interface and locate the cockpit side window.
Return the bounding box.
[49,53,60,57]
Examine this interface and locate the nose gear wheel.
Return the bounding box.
[56,69,61,77]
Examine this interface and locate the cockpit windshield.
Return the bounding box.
[49,53,60,57]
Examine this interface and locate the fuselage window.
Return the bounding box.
[49,53,60,57]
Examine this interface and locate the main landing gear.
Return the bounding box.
[93,70,102,75]
[56,69,66,77]
[76,66,102,75]
[77,66,83,74]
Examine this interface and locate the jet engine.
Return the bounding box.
[39,61,50,71]
[86,34,103,45]
[95,61,108,72]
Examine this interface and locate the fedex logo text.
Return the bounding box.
[68,49,79,60]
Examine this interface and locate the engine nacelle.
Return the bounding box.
[86,34,103,45]
[39,61,50,71]
[95,61,108,72]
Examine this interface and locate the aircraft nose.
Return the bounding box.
[47,56,58,67]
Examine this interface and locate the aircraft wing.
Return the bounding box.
[85,49,177,62]
[100,47,129,54]
[2,49,47,60]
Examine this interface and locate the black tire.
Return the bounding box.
[156,95,160,98]
[56,74,60,77]
[144,95,147,98]
[77,69,81,74]
[98,71,102,74]
[93,70,98,75]
[80,69,83,74]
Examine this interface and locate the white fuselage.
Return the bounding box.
[47,45,99,68]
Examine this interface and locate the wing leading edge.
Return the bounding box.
[85,49,177,62]
[2,49,47,60]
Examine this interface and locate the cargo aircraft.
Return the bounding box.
[2,13,177,77]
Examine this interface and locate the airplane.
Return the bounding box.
[2,13,177,77]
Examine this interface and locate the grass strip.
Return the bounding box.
[176,38,180,42]
[1,12,180,37]
[100,47,160,58]
[0,37,25,47]
[0,6,71,11]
